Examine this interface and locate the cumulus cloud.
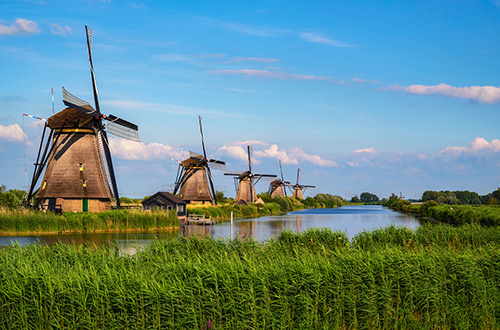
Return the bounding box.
[387,83,500,104]
[218,144,255,163]
[0,18,40,36]
[219,141,337,167]
[299,32,356,48]
[441,137,500,156]
[354,148,379,154]
[109,138,181,160]
[49,23,71,36]
[212,69,334,82]
[0,124,27,142]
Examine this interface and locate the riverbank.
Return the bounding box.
[1,225,499,329]
[0,209,178,235]
[383,198,500,226]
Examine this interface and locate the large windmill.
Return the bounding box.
[268,160,290,198]
[225,146,276,204]
[26,26,140,212]
[173,116,225,205]
[290,168,315,199]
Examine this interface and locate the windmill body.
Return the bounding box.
[176,157,215,204]
[36,108,112,212]
[173,117,225,205]
[225,146,276,204]
[290,168,315,200]
[268,160,290,199]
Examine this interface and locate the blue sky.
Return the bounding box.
[2,0,500,200]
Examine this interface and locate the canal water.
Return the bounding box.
[0,205,420,252]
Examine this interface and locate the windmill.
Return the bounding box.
[290,168,315,199]
[268,160,290,198]
[225,145,276,204]
[173,116,225,205]
[26,26,140,212]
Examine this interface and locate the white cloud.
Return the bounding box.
[218,144,253,162]
[109,138,181,160]
[49,24,71,36]
[441,137,500,155]
[128,2,146,9]
[219,142,338,167]
[388,83,500,104]
[299,32,357,48]
[354,148,379,154]
[0,18,40,36]
[0,124,27,142]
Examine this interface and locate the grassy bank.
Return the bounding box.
[384,198,500,226]
[1,225,499,329]
[0,209,178,235]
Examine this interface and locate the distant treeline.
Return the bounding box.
[419,189,500,205]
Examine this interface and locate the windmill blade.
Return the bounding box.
[300,185,316,188]
[62,87,97,116]
[189,150,204,159]
[279,160,284,182]
[105,114,140,142]
[254,174,277,178]
[86,25,101,115]
[247,145,253,173]
[208,159,226,171]
[224,171,242,176]
[205,166,217,205]
[296,168,301,185]
[198,115,208,160]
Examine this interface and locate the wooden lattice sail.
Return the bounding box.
[173,116,225,205]
[26,26,140,212]
[225,146,276,204]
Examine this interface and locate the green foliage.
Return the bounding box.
[0,186,26,210]
[257,192,273,203]
[360,192,379,203]
[215,190,229,204]
[1,226,500,329]
[350,195,360,203]
[119,197,142,204]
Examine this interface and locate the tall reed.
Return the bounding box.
[0,209,178,235]
[1,226,499,329]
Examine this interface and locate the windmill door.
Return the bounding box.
[82,199,89,212]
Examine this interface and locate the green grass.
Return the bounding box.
[1,225,500,329]
[0,209,178,235]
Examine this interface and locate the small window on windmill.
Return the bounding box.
[83,179,87,188]
[79,163,84,172]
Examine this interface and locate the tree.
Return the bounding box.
[351,196,360,203]
[360,192,379,203]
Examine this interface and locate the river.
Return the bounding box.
[0,205,420,252]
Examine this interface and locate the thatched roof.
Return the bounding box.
[178,167,213,203]
[37,131,112,199]
[48,107,95,129]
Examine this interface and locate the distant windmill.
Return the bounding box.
[268,160,290,198]
[173,116,225,205]
[290,168,315,199]
[225,145,276,204]
[26,26,140,212]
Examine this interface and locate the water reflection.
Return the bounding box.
[0,205,420,249]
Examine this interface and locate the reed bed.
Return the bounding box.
[1,225,499,329]
[0,209,178,235]
[186,202,283,221]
